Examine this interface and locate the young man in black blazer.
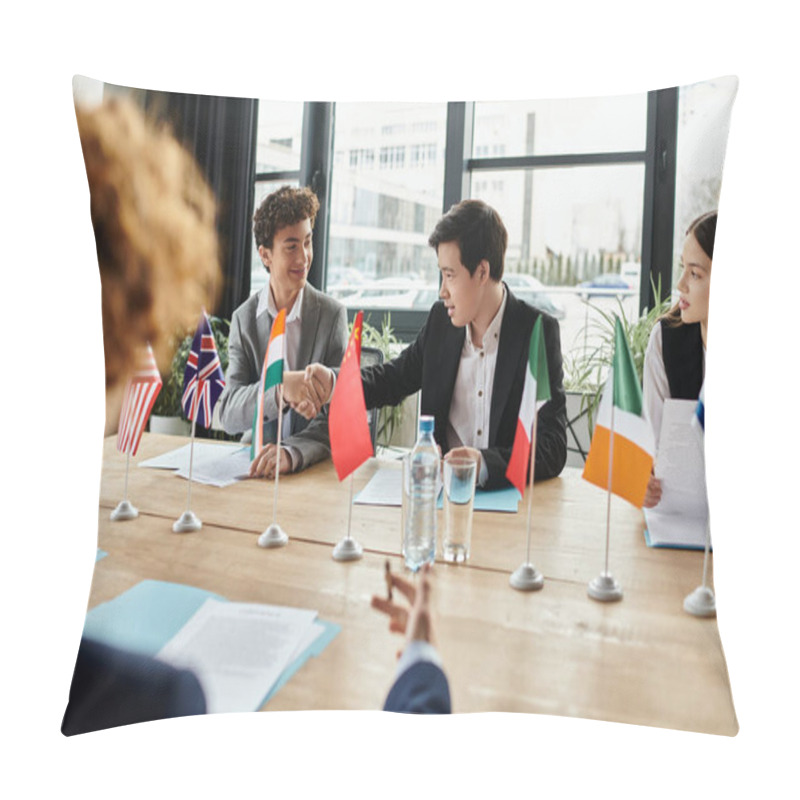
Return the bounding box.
[306,199,567,488]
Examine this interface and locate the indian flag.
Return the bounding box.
[506,316,551,494]
[251,308,286,459]
[582,316,654,508]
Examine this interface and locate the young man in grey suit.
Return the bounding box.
[303,199,567,488]
[216,186,348,477]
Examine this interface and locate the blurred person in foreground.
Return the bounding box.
[371,564,451,714]
[300,199,567,488]
[642,211,716,508]
[216,186,348,479]
[63,96,220,735]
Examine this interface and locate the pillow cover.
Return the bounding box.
[67,74,738,736]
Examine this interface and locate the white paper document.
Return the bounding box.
[354,466,402,506]
[155,599,318,713]
[139,442,251,487]
[644,399,710,549]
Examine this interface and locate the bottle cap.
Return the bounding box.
[419,415,434,435]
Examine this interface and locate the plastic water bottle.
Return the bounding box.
[404,415,439,572]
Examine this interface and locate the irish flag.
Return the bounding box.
[506,316,551,494]
[582,316,654,507]
[251,308,286,459]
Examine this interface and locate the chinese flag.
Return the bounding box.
[329,310,374,481]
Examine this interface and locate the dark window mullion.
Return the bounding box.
[467,151,647,172]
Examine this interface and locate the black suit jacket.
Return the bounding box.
[61,638,206,736]
[361,286,567,488]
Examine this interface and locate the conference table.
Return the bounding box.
[90,433,737,735]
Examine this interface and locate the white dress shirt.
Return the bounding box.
[643,322,705,452]
[446,287,508,486]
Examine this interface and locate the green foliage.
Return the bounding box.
[152,316,230,422]
[358,313,404,447]
[565,279,671,432]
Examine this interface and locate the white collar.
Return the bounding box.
[256,274,304,323]
[465,284,507,353]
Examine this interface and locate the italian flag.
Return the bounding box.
[582,316,654,508]
[251,308,286,459]
[506,316,551,494]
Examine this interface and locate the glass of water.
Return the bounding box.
[442,457,477,563]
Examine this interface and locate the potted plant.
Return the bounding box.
[149,316,231,438]
[563,280,671,457]
[359,314,417,448]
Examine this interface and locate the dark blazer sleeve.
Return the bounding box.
[360,313,428,411]
[383,661,451,714]
[61,638,206,736]
[531,312,567,482]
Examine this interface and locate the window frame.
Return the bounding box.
[247,92,678,340]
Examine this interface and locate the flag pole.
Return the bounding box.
[110,447,139,521]
[510,409,544,591]
[684,478,716,616]
[259,369,289,548]
[588,382,622,601]
[173,391,203,533]
[333,471,363,561]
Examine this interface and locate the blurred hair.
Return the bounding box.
[252,185,320,257]
[76,97,220,389]
[427,199,508,280]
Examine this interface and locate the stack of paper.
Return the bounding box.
[82,580,339,712]
[139,442,251,487]
[156,599,321,713]
[644,399,710,550]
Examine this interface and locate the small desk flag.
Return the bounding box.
[506,316,551,494]
[692,382,705,441]
[116,344,162,456]
[329,310,373,481]
[582,316,654,507]
[182,311,226,429]
[251,308,286,459]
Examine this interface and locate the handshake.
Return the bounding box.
[282,364,335,419]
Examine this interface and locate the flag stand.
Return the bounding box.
[588,401,622,602]
[173,412,203,533]
[332,473,363,561]
[110,450,139,521]
[259,385,288,548]
[510,412,543,591]
[684,505,716,616]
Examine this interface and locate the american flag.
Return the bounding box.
[116,344,163,456]
[182,312,226,429]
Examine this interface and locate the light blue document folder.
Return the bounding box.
[82,579,340,706]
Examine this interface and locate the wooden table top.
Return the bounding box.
[90,433,737,734]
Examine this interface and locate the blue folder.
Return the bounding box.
[82,579,339,707]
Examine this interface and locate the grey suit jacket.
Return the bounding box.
[217,282,348,471]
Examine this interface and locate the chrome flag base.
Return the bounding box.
[510,563,544,591]
[684,585,716,617]
[332,536,363,561]
[258,523,288,548]
[173,510,202,533]
[110,499,138,522]
[588,572,623,602]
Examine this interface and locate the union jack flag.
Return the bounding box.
[182,312,226,429]
[116,344,163,456]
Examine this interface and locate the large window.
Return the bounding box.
[327,103,448,314]
[468,96,649,363]
[673,76,738,285]
[250,100,304,295]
